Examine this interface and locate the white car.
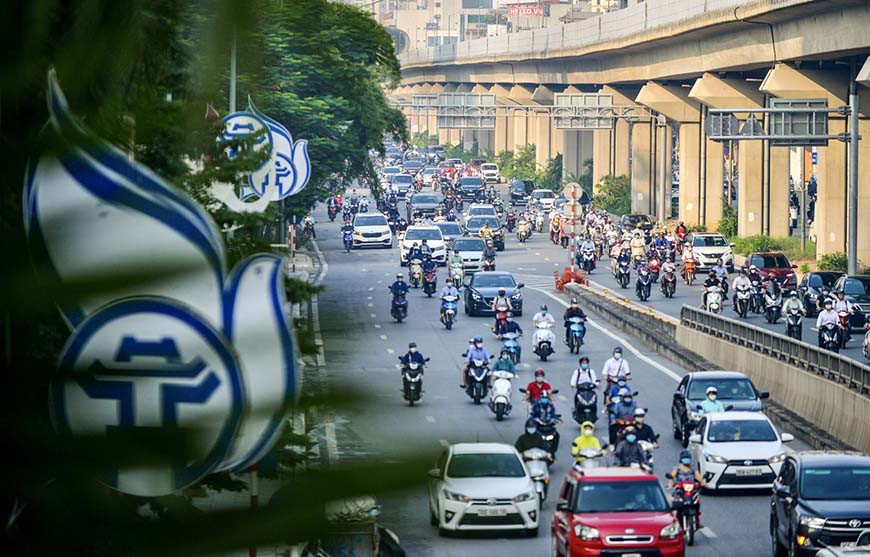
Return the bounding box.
[480,163,500,184]
[464,204,498,226]
[380,165,402,185]
[688,232,735,271]
[531,189,556,210]
[352,213,392,249]
[428,443,539,535]
[400,225,447,265]
[451,237,486,273]
[688,411,794,491]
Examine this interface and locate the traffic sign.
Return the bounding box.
[812,151,818,165]
[562,182,581,200]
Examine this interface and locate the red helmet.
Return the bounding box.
[534,369,545,377]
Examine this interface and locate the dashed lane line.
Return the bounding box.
[386,348,395,355]
[370,313,377,318]
[700,527,718,538]
[379,334,388,340]
[425,416,437,423]
[374,324,382,329]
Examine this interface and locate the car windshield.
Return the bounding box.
[468,207,496,216]
[460,177,484,187]
[405,228,442,241]
[453,239,485,252]
[438,162,454,168]
[422,168,437,175]
[801,466,870,500]
[467,217,499,230]
[707,419,777,443]
[412,195,439,204]
[473,274,517,288]
[354,215,387,226]
[436,223,463,236]
[392,175,412,185]
[693,236,729,247]
[749,254,790,268]
[481,164,497,171]
[687,378,757,400]
[809,273,841,288]
[533,190,555,199]
[383,167,400,174]
[574,481,669,513]
[625,215,652,225]
[843,277,870,296]
[447,453,525,478]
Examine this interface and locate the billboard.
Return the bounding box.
[508,3,545,17]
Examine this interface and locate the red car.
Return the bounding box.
[551,467,685,557]
[745,252,798,289]
[437,161,457,179]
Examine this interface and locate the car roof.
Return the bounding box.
[473,271,513,278]
[792,451,870,466]
[703,411,771,422]
[748,251,787,257]
[450,442,517,455]
[688,371,752,380]
[692,232,725,237]
[407,225,440,231]
[568,466,657,482]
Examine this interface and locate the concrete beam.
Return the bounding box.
[531,85,555,105]
[454,83,473,93]
[858,56,870,89]
[636,82,701,123]
[760,63,848,106]
[688,73,764,109]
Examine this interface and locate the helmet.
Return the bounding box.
[534,368,545,377]
[623,425,637,434]
[579,356,590,364]
[709,271,717,277]
[679,449,691,460]
[506,311,514,318]
[581,420,595,431]
[749,265,758,272]
[790,290,798,297]
[706,386,718,395]
[408,342,417,348]
[473,336,483,343]
[425,253,432,260]
[498,288,506,296]
[540,305,548,311]
[835,289,845,296]
[570,297,578,304]
[613,347,623,355]
[396,273,403,279]
[525,418,538,432]
[634,408,646,417]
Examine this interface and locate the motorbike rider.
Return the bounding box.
[407,242,423,263]
[482,239,497,265]
[492,349,518,376]
[571,421,607,462]
[419,239,433,257]
[601,347,632,388]
[399,342,427,374]
[614,426,649,468]
[699,386,725,414]
[746,264,763,284]
[633,408,658,447]
[396,217,409,235]
[832,289,855,342]
[605,375,630,407]
[610,388,638,422]
[388,273,409,297]
[629,232,647,262]
[562,298,588,345]
[570,356,599,389]
[439,278,460,322]
[635,258,651,294]
[530,391,562,425]
[447,248,463,275]
[653,231,671,249]
[576,235,596,265]
[340,218,354,238]
[461,336,490,389]
[701,271,721,310]
[712,259,729,292]
[815,297,840,347]
[524,369,552,402]
[479,222,494,242]
[515,419,552,461]
[302,213,316,239]
[532,305,556,329]
[667,449,706,528]
[675,221,688,238]
[495,312,524,361]
[421,253,437,277]
[681,244,696,265]
[782,290,806,314]
[731,269,752,306]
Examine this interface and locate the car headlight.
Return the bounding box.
[799,516,825,529]
[768,452,786,465]
[513,491,536,503]
[787,273,795,277]
[471,293,482,300]
[573,524,600,541]
[704,453,728,464]
[354,232,363,237]
[688,411,703,422]
[442,489,469,503]
[660,519,681,539]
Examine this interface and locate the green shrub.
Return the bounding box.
[594,175,631,215]
[817,251,848,272]
[732,235,816,260]
[717,204,738,238]
[799,263,810,274]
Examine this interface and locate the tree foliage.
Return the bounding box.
[593,175,631,215]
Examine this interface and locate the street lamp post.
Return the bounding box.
[847,57,860,274]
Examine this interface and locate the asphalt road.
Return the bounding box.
[310,185,808,557]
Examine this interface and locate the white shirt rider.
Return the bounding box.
[601,352,631,382]
[816,307,840,328]
[532,308,556,327]
[570,365,599,388]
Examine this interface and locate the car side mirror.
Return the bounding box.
[729,242,736,247]
[665,472,674,480]
[791,264,798,269]
[428,468,441,479]
[673,392,683,400]
[774,484,792,498]
[689,434,701,444]
[759,391,770,399]
[517,283,525,288]
[556,501,569,512]
[519,388,527,393]
[781,433,795,443]
[551,389,560,395]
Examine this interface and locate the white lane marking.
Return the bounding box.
[545,257,550,261]
[308,239,329,366]
[386,348,395,355]
[367,302,374,307]
[518,267,537,271]
[379,334,388,340]
[700,527,717,538]
[439,439,450,447]
[535,253,541,256]
[367,296,372,300]
[371,313,377,318]
[378,280,383,284]
[374,324,382,329]
[426,416,437,423]
[368,287,374,291]
[557,394,568,402]
[530,287,682,383]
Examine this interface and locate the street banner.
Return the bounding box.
[27,70,298,495]
[508,3,545,17]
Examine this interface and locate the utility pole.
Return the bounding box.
[847,57,860,274]
[229,31,237,113]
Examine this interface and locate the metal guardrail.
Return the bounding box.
[680,305,870,396]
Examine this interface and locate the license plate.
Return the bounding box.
[477,507,506,517]
[735,467,765,476]
[621,554,641,557]
[841,542,857,548]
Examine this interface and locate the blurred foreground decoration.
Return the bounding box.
[25,69,298,496]
[210,97,312,213]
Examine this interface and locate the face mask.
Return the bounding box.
[583,428,593,436]
[501,355,509,361]
[536,377,544,383]
[506,318,513,323]
[709,395,717,401]
[680,458,692,466]
[623,398,632,405]
[526,428,536,435]
[409,348,417,353]
[636,416,645,423]
[626,434,637,443]
[475,342,482,348]
[614,353,622,360]
[580,364,589,370]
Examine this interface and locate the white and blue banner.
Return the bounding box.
[27,70,299,496]
[209,98,311,212]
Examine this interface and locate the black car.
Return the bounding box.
[510,179,535,205]
[465,216,505,251]
[463,272,524,316]
[458,176,485,202]
[797,271,844,317]
[406,192,443,220]
[771,452,870,557]
[832,275,870,330]
[671,371,769,447]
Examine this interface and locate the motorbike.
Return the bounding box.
[343,229,353,253]
[387,215,399,234]
[567,316,586,354]
[466,358,491,404]
[532,321,556,361]
[683,260,696,286]
[647,255,661,283]
[636,267,653,302]
[820,322,841,352]
[786,307,803,340]
[390,293,408,323]
[863,328,870,360]
[400,356,430,406]
[580,248,596,273]
[706,286,723,314]
[667,475,702,547]
[359,198,369,213]
[441,295,458,330]
[422,268,437,297]
[572,382,598,424]
[517,220,531,242]
[500,331,521,364]
[535,420,560,457]
[660,266,677,298]
[449,265,463,286]
[409,261,423,288]
[734,284,751,318]
[505,213,516,232]
[574,447,605,469]
[482,258,496,271]
[489,369,514,421]
[302,220,315,240]
[837,309,852,349]
[327,205,338,221]
[494,304,510,333]
[522,448,551,501]
[616,260,631,289]
[342,208,352,222]
[764,284,783,324]
[639,438,658,472]
[535,213,544,233]
[750,280,764,314]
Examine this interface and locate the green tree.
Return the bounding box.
[594,175,631,215]
[717,204,738,238]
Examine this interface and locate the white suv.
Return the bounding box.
[352,213,392,249]
[400,225,447,265]
[480,163,500,183]
[688,232,735,271]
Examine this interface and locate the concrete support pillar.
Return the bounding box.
[768,146,791,237]
[613,121,630,177]
[704,138,725,229]
[564,130,595,184]
[592,130,611,187]
[535,112,552,168]
[494,112,509,154]
[631,121,653,214]
[636,82,702,225]
[738,142,764,235]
